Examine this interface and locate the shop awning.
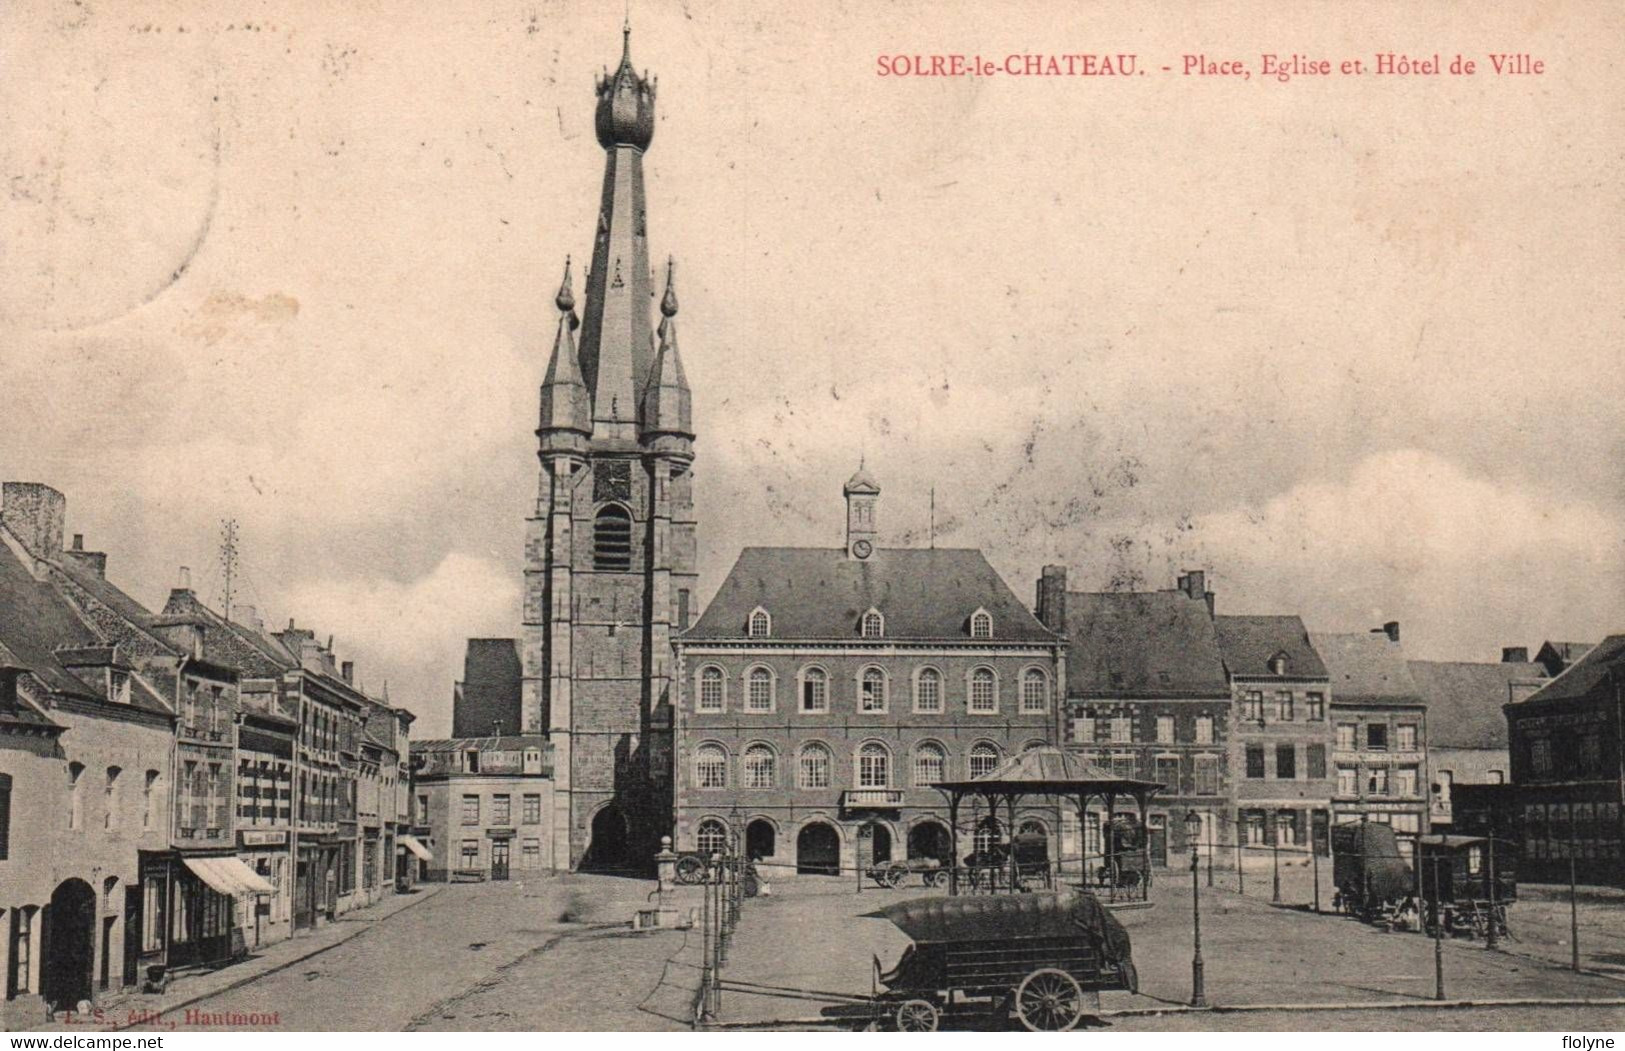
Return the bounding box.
[398,834,433,861]
[183,856,276,896]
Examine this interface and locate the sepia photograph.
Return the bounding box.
[1,0,1622,1038]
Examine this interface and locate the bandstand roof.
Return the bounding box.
[932,745,1164,799]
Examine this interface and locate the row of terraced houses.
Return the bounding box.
[0,482,425,1026]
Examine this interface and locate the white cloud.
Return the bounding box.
[277,553,519,734]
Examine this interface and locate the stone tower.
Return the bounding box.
[523,26,697,871]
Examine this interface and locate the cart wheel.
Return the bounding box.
[675,855,704,885]
[883,864,906,889]
[895,999,939,1032]
[923,870,944,888]
[1016,968,1085,1031]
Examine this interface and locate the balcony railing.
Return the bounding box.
[843,789,904,809]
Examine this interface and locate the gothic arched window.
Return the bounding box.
[969,742,1000,779]
[593,505,633,571]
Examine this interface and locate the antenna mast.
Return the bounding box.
[219,518,240,620]
[930,487,936,549]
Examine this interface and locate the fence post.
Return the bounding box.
[700,853,714,1024]
[1235,827,1245,896]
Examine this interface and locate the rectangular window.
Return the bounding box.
[859,674,886,713]
[799,749,830,789]
[142,876,164,953]
[1155,756,1180,789]
[1194,755,1221,796]
[1306,693,1325,721]
[677,589,691,632]
[0,773,10,860]
[1579,734,1602,775]
[1275,691,1294,721]
[1337,766,1357,795]
[492,795,511,826]
[1110,716,1132,744]
[1366,723,1388,751]
[461,840,479,867]
[747,672,773,713]
[1242,691,1264,722]
[1396,766,1418,797]
[1275,744,1296,780]
[1396,724,1417,752]
[1276,810,1300,846]
[1307,743,1327,779]
[1156,715,1174,744]
[915,672,942,713]
[522,839,541,868]
[1072,715,1095,745]
[523,794,542,824]
[1111,753,1137,781]
[461,794,480,826]
[1195,715,1214,745]
[800,674,827,714]
[1336,723,1356,751]
[699,673,724,713]
[1245,745,1266,779]
[1368,767,1390,795]
[1530,738,1552,777]
[968,673,997,713]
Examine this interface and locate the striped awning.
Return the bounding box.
[397,834,433,861]
[183,856,276,897]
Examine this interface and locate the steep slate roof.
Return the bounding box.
[1215,614,1329,680]
[0,537,105,701]
[1308,631,1425,707]
[1064,590,1229,697]
[55,556,162,632]
[1408,660,1547,749]
[1515,634,1625,707]
[685,547,1055,642]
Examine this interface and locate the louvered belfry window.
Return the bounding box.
[593,506,633,570]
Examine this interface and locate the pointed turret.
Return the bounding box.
[642,257,693,442]
[537,257,592,451]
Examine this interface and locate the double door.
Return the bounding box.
[491,839,510,881]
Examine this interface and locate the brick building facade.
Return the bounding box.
[672,471,1065,878]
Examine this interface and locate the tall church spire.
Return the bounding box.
[580,27,658,440]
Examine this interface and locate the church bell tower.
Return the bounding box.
[523,25,697,871]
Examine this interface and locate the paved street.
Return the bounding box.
[716,871,1625,1030]
[120,876,701,1033]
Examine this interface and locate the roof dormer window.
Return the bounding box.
[748,608,771,639]
[860,608,885,639]
[1268,652,1289,676]
[969,609,992,640]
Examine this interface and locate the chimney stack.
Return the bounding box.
[62,533,108,579]
[1036,565,1068,633]
[1371,621,1400,643]
[71,534,83,550]
[341,660,355,684]
[1502,646,1529,664]
[1,482,67,571]
[1176,569,1215,617]
[177,566,192,590]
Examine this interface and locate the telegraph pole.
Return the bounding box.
[218,518,240,619]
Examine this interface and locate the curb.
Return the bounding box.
[705,996,1625,1029]
[103,885,444,1032]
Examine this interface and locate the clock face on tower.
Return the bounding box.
[853,539,873,559]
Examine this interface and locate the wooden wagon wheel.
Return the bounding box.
[922,869,945,888]
[883,864,907,889]
[1016,968,1085,1031]
[674,855,705,885]
[894,999,940,1032]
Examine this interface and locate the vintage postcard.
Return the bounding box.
[1,0,1621,1039]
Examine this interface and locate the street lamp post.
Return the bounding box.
[1271,818,1282,905]
[1485,821,1499,951]
[1185,812,1207,1008]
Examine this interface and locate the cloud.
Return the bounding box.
[276,553,519,734]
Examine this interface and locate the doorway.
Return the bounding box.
[582,805,630,871]
[745,819,776,861]
[796,822,840,875]
[490,839,510,881]
[908,821,952,864]
[42,878,96,1010]
[1148,815,1168,867]
[857,822,892,871]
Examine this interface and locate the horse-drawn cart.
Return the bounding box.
[870,891,1137,1031]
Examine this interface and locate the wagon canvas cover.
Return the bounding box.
[876,892,1132,963]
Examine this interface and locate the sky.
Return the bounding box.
[3,0,1621,736]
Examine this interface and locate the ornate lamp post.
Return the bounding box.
[1185,811,1207,1008]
